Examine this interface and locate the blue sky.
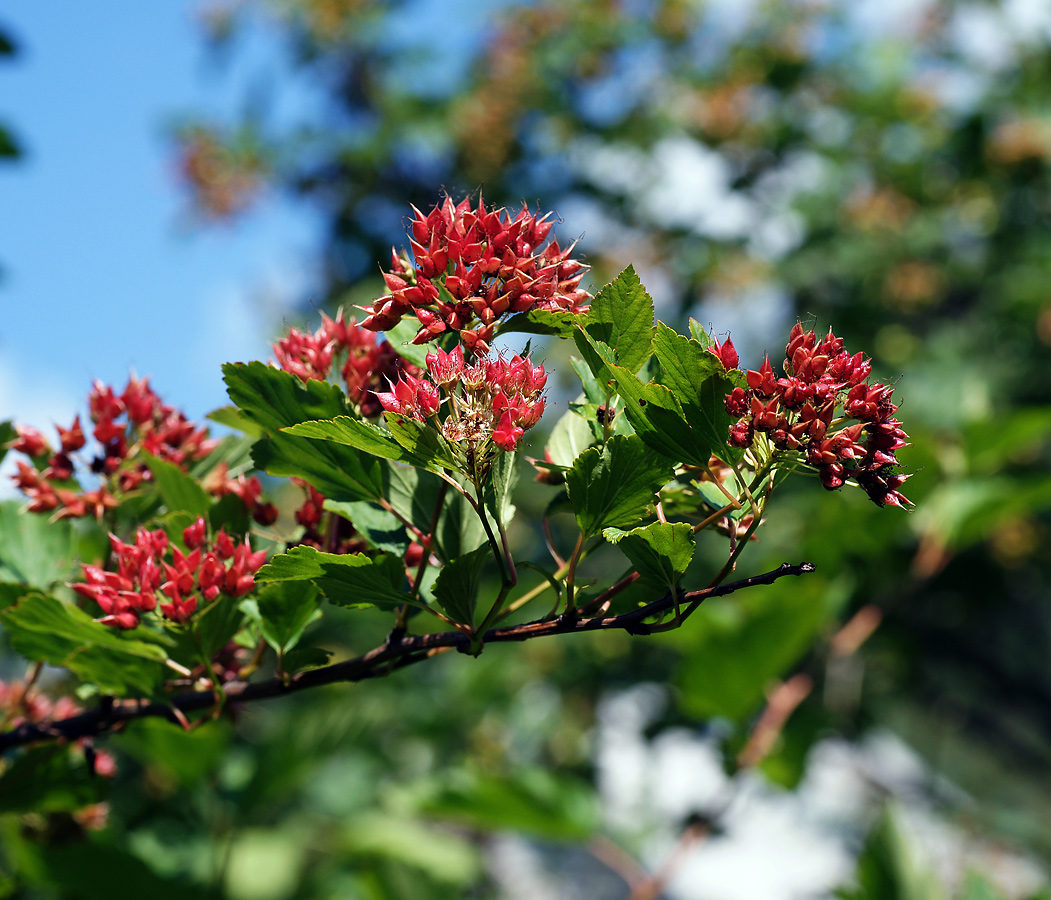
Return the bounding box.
[0,3,323,431]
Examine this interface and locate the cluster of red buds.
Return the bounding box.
[378,343,547,467]
[720,324,911,508]
[8,376,275,523]
[360,193,591,355]
[272,309,418,418]
[71,518,267,629]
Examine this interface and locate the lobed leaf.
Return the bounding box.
[565,434,673,537]
[604,521,696,595]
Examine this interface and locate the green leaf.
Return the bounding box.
[582,265,655,374]
[546,406,597,468]
[226,361,388,502]
[688,317,716,349]
[603,522,696,595]
[325,499,409,555]
[381,316,433,369]
[143,454,211,516]
[113,717,231,786]
[285,416,415,463]
[652,321,740,461]
[420,768,599,841]
[676,576,843,721]
[195,595,247,661]
[281,645,333,673]
[341,813,482,886]
[482,449,518,527]
[564,434,673,537]
[0,746,106,815]
[0,501,75,589]
[223,361,354,432]
[0,593,166,695]
[255,545,413,611]
[499,308,585,339]
[0,420,16,466]
[384,414,460,471]
[385,466,486,563]
[241,582,320,655]
[432,545,490,627]
[206,404,266,438]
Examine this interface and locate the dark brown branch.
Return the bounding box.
[0,562,814,753]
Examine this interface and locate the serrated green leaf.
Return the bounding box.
[241,582,320,655]
[652,322,741,462]
[226,362,389,501]
[284,416,414,463]
[432,545,491,627]
[603,522,696,595]
[565,434,673,537]
[582,265,655,373]
[255,545,414,611]
[223,361,354,432]
[0,593,167,695]
[0,501,75,590]
[384,414,460,471]
[143,454,212,516]
[483,450,517,527]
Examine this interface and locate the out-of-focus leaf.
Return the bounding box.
[603,521,695,595]
[41,842,195,900]
[836,809,948,900]
[113,717,231,786]
[565,434,672,537]
[0,124,19,159]
[256,545,413,611]
[420,768,599,840]
[432,545,490,627]
[676,576,843,721]
[341,813,481,885]
[0,746,107,814]
[143,454,211,516]
[0,501,75,589]
[325,499,409,554]
[381,317,432,368]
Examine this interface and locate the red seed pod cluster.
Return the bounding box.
[272,310,419,418]
[360,193,591,355]
[71,518,267,629]
[724,323,911,508]
[377,343,548,456]
[6,376,271,520]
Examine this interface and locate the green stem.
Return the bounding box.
[563,532,586,613]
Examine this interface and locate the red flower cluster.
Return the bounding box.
[360,193,591,354]
[724,324,911,508]
[8,376,276,523]
[378,344,547,455]
[72,518,266,629]
[273,310,418,418]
